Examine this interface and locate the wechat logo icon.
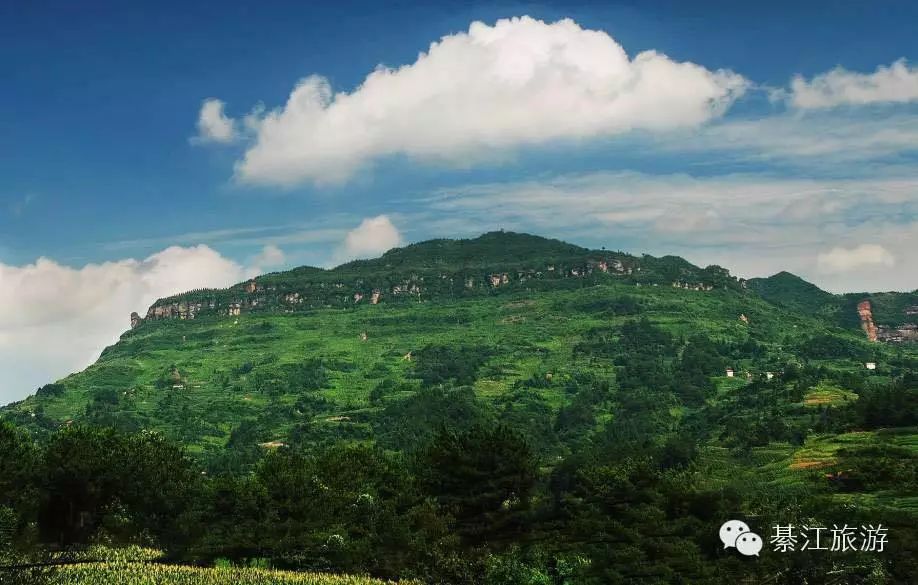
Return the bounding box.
[719,519,762,557]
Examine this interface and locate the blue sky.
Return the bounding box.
[2,0,918,401]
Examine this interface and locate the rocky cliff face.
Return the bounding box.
[146,300,205,321]
[129,238,741,329]
[856,299,918,343]
[857,300,879,342]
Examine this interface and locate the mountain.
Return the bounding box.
[2,231,916,582]
[746,271,838,314]
[3,232,748,441]
[748,271,918,338]
[0,231,896,450]
[133,231,741,325]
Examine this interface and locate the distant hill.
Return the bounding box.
[746,271,839,314]
[748,271,918,330]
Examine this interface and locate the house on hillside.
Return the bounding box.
[865,362,877,370]
[725,368,735,378]
[259,440,286,449]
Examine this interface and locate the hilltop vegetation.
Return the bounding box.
[747,271,840,315]
[749,271,918,329]
[2,232,917,584]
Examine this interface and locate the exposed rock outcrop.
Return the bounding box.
[857,300,879,342]
[134,242,740,327]
[130,312,142,329]
[146,301,202,321]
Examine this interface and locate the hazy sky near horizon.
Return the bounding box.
[2,0,918,402]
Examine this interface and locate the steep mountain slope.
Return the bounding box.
[2,232,894,457]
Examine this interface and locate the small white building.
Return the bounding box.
[865,362,877,370]
[766,372,774,380]
[726,368,735,378]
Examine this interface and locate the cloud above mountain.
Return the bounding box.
[817,244,896,273]
[207,16,747,185]
[0,215,411,404]
[337,215,403,262]
[0,246,257,405]
[250,244,286,271]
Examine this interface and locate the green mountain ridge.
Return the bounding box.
[748,270,918,329]
[137,232,915,337]
[746,271,836,311]
[139,231,740,324]
[3,231,909,446]
[5,233,916,439]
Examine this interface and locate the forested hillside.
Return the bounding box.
[2,232,916,584]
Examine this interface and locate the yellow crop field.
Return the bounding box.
[43,563,411,585]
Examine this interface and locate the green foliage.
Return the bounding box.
[799,333,869,360]
[375,386,494,451]
[853,379,918,428]
[0,422,39,546]
[420,425,537,543]
[35,383,66,398]
[276,359,329,392]
[413,344,492,387]
[834,443,918,493]
[38,426,198,547]
[747,271,837,314]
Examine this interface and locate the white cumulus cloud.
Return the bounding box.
[787,59,918,109]
[250,244,286,271]
[193,98,237,143]
[0,245,256,405]
[338,215,403,261]
[817,244,896,274]
[225,16,747,185]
